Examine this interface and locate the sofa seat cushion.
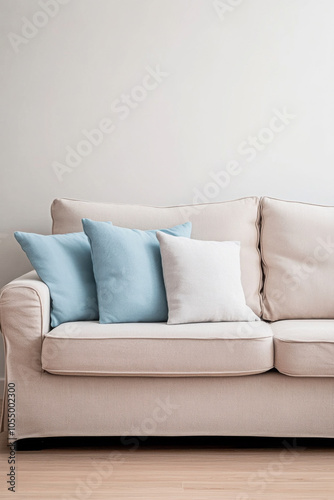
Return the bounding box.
[42,321,273,377]
[273,320,334,377]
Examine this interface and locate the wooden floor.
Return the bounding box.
[1,423,334,499]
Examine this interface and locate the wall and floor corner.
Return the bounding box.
[1,0,334,385]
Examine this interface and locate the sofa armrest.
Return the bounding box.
[0,270,50,341]
[0,270,51,378]
[0,271,51,433]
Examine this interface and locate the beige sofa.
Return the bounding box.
[1,196,334,441]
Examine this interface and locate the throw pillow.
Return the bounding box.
[157,231,259,324]
[82,219,192,323]
[14,231,98,327]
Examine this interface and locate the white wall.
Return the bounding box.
[1,0,334,381]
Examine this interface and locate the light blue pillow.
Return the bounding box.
[82,219,192,323]
[14,231,98,327]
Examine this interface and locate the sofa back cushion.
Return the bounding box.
[51,197,262,316]
[261,197,334,320]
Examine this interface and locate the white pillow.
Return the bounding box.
[156,232,259,325]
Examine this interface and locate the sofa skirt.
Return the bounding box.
[2,369,334,441]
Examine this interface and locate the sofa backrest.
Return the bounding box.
[51,197,262,316]
[261,197,334,321]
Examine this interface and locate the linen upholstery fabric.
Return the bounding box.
[14,231,97,327]
[261,197,334,320]
[0,271,50,433]
[42,320,273,376]
[51,197,262,316]
[82,219,192,323]
[4,371,334,439]
[2,272,334,440]
[157,232,259,324]
[272,320,334,377]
